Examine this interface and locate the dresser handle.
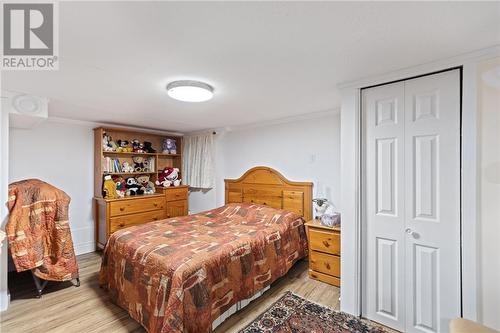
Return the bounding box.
[153,203,158,207]
[322,240,330,247]
[119,223,124,227]
[325,263,331,270]
[120,207,125,211]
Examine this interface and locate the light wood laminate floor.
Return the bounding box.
[0,252,340,333]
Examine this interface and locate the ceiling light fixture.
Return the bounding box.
[166,80,214,102]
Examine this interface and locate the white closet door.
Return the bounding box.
[362,69,461,333]
[363,82,406,331]
[404,70,461,333]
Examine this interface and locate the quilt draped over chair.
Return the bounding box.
[6,179,79,281]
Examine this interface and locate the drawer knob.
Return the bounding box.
[322,240,330,247]
[120,207,125,211]
[325,263,331,270]
[119,223,124,227]
[153,203,158,207]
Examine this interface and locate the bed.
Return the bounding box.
[99,167,313,333]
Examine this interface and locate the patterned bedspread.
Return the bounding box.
[99,203,308,333]
[6,179,79,281]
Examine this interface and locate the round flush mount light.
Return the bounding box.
[12,94,42,114]
[166,80,214,102]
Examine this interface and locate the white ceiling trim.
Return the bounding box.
[221,108,340,133]
[46,116,184,136]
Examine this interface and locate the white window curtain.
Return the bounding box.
[182,133,215,189]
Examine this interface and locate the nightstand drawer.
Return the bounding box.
[309,270,340,287]
[310,250,340,277]
[109,196,164,216]
[309,228,340,255]
[110,209,165,233]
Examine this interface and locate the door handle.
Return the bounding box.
[405,228,419,239]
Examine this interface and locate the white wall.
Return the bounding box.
[477,57,500,330]
[9,119,95,255]
[188,111,341,214]
[0,110,10,311]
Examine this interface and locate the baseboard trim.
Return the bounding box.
[0,290,10,312]
[74,241,96,255]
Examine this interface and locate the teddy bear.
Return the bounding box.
[162,138,177,154]
[132,156,147,172]
[143,141,156,153]
[167,167,180,185]
[112,175,126,198]
[136,174,155,195]
[102,175,118,199]
[125,177,144,196]
[156,167,181,187]
[121,161,134,173]
[156,167,173,187]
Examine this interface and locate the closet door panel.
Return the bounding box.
[404,69,461,333]
[362,82,406,332]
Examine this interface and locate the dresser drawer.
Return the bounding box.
[309,250,340,277]
[309,228,340,255]
[110,209,165,233]
[109,196,165,217]
[165,188,188,202]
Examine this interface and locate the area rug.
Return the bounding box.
[240,291,387,333]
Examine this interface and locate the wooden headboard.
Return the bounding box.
[224,166,313,220]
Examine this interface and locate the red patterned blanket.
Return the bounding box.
[99,203,308,333]
[7,179,79,281]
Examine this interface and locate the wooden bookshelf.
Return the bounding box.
[93,126,184,197]
[93,127,189,249]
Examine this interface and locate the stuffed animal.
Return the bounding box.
[125,177,144,196]
[156,167,173,187]
[108,137,118,151]
[103,175,118,199]
[166,167,180,184]
[112,175,126,198]
[102,133,114,152]
[132,139,145,153]
[122,161,134,173]
[143,141,156,153]
[162,138,177,154]
[136,174,155,195]
[132,156,146,172]
[116,139,130,153]
[156,167,181,187]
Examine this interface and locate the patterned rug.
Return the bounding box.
[240,291,387,333]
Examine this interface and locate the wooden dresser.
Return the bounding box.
[155,185,189,218]
[94,186,189,249]
[305,219,341,287]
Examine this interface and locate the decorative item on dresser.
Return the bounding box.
[305,219,341,287]
[93,127,189,249]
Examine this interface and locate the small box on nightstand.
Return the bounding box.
[304,219,341,287]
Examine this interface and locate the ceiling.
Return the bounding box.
[2,1,500,132]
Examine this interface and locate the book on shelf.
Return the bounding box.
[102,156,156,173]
